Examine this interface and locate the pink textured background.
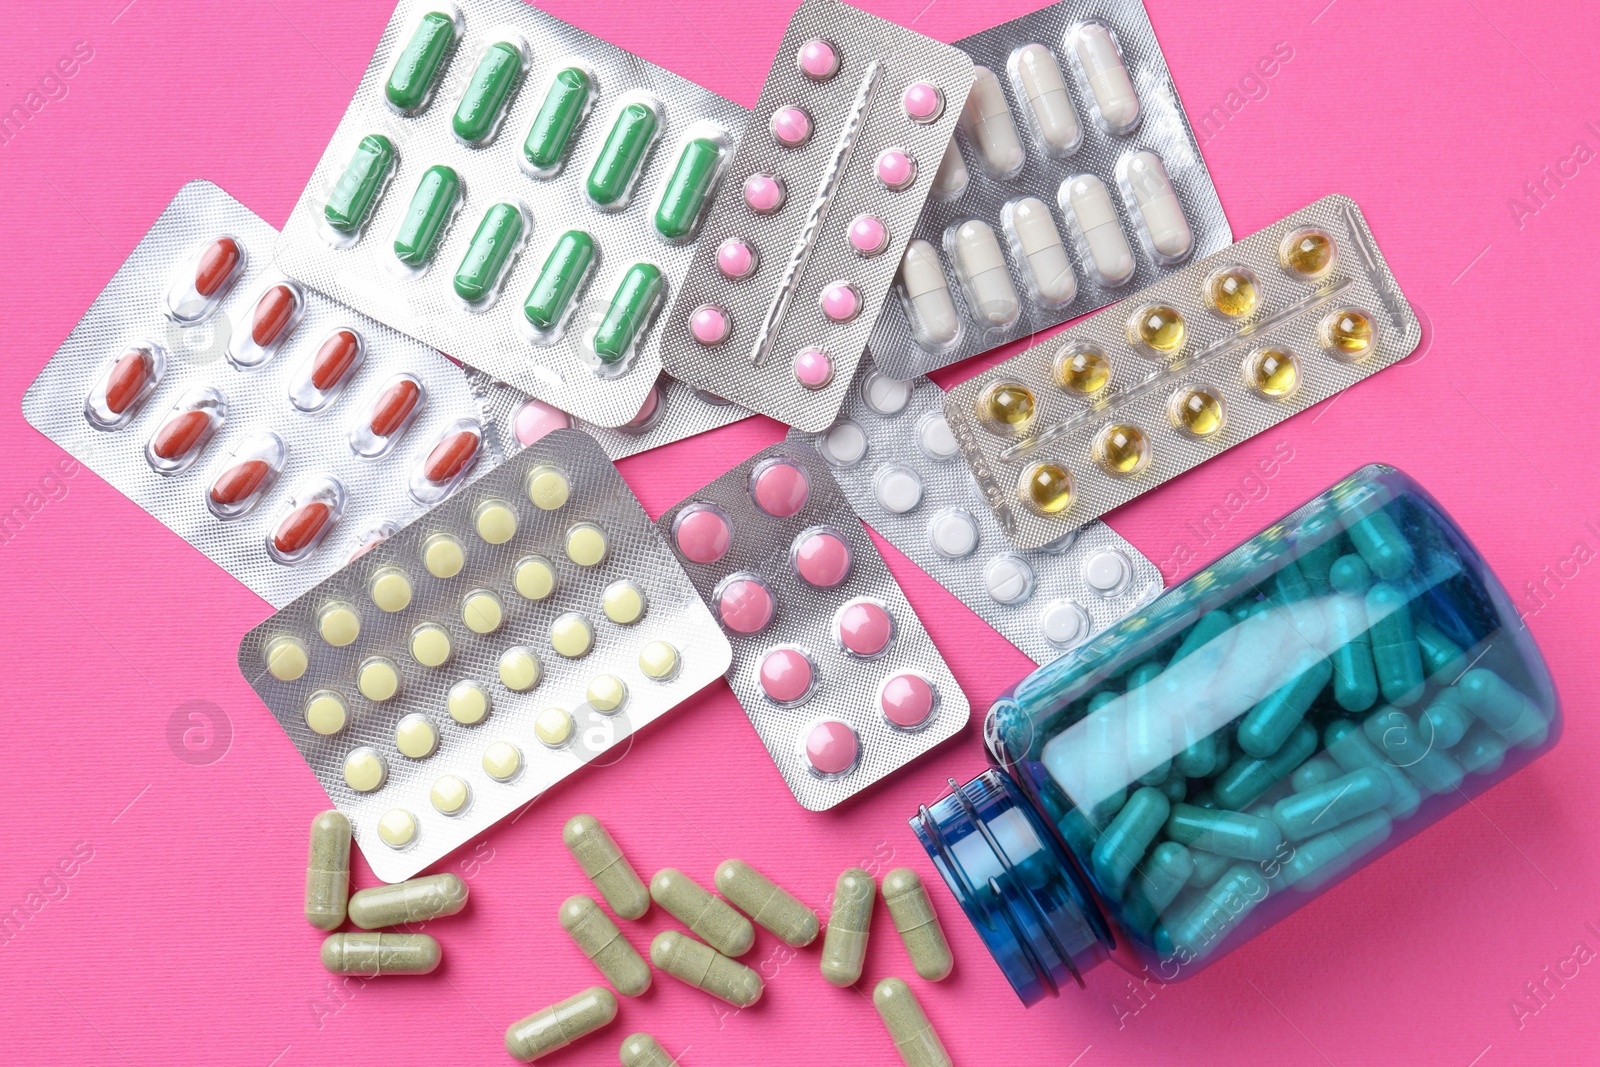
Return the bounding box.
[3,0,1597,1063]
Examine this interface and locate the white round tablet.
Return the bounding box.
[1084,549,1131,595]
[917,413,960,459]
[874,464,924,514]
[861,371,913,415]
[985,554,1036,605]
[929,507,979,558]
[1039,600,1090,648]
[818,419,867,466]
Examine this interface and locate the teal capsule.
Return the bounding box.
[587,102,659,207]
[523,66,592,175]
[1159,775,1187,802]
[1185,846,1231,887]
[1164,803,1283,861]
[1457,721,1509,776]
[523,230,596,331]
[1125,661,1171,785]
[1089,787,1169,898]
[1173,730,1225,780]
[1328,554,1372,596]
[454,202,524,304]
[1170,610,1233,663]
[385,11,456,114]
[1055,807,1101,861]
[453,41,522,145]
[1296,532,1345,592]
[1290,754,1340,793]
[1366,583,1424,706]
[1237,653,1332,758]
[1323,720,1422,819]
[1346,509,1414,581]
[1159,863,1270,959]
[1272,559,1311,602]
[1457,668,1549,749]
[1282,810,1392,891]
[592,263,663,364]
[1270,766,1392,840]
[1364,707,1464,795]
[1329,591,1380,712]
[654,137,723,240]
[325,134,395,235]
[1419,688,1473,749]
[392,164,459,267]
[1413,619,1470,681]
[1083,699,1128,822]
[1121,841,1194,933]
[1212,720,1317,810]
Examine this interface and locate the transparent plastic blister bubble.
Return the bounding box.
[944,194,1421,551]
[658,0,976,432]
[21,180,499,608]
[656,441,968,810]
[238,431,731,882]
[273,0,751,429]
[867,0,1232,381]
[786,367,1161,663]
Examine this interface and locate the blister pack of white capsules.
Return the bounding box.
[22,180,499,608]
[239,432,731,882]
[786,367,1161,663]
[869,0,1231,381]
[945,194,1421,550]
[657,442,968,810]
[274,0,750,429]
[658,0,975,432]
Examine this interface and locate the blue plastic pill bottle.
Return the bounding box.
[913,464,1561,1004]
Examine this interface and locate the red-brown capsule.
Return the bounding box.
[274,501,332,556]
[151,409,212,460]
[104,349,152,415]
[195,237,243,297]
[251,284,299,347]
[312,330,363,391]
[370,378,422,436]
[210,459,271,506]
[422,429,480,484]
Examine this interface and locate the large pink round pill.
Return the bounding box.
[674,506,732,564]
[743,173,787,215]
[793,347,833,390]
[719,577,776,635]
[760,647,814,703]
[902,81,944,123]
[752,460,809,517]
[717,237,757,280]
[838,601,892,657]
[876,149,916,191]
[797,39,838,80]
[820,282,860,323]
[881,673,935,729]
[621,384,661,430]
[771,107,813,149]
[848,214,887,257]
[691,304,730,346]
[804,719,859,775]
[793,528,851,588]
[514,398,574,445]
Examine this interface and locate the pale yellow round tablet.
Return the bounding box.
[357,657,400,702]
[602,581,646,625]
[447,680,491,724]
[482,740,522,782]
[639,640,679,681]
[526,465,571,510]
[550,612,594,658]
[264,636,308,682]
[587,674,627,714]
[431,775,470,816]
[513,555,556,600]
[423,534,466,579]
[535,706,574,748]
[565,522,608,567]
[318,603,361,647]
[395,713,439,759]
[370,567,414,613]
[461,590,504,634]
[377,808,418,849]
[304,690,349,735]
[497,646,541,692]
[410,624,453,667]
[344,747,387,793]
[475,499,518,544]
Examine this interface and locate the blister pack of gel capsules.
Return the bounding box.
[657,441,968,810]
[22,180,498,608]
[273,0,750,429]
[868,0,1231,380]
[786,367,1161,663]
[658,0,975,431]
[239,431,731,882]
[945,194,1420,550]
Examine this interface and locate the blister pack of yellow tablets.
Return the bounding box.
[944,194,1420,549]
[238,431,731,882]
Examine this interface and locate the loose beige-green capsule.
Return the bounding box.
[650,930,763,1007]
[619,1032,677,1067]
[714,858,819,947]
[348,872,468,930]
[882,868,953,982]
[821,867,875,987]
[650,868,755,957]
[304,810,350,931]
[564,813,650,920]
[874,978,952,1067]
[320,932,441,975]
[504,986,618,1062]
[560,894,651,997]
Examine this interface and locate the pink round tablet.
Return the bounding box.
[772,107,812,149]
[820,282,860,323]
[794,528,851,588]
[751,460,809,517]
[760,647,814,704]
[902,81,944,123]
[622,384,661,429]
[514,398,574,445]
[797,39,838,80]
[804,719,859,775]
[674,506,732,564]
[691,304,730,346]
[838,601,892,657]
[793,347,833,390]
[719,577,776,635]
[743,173,786,215]
[876,149,917,191]
[717,237,757,280]
[847,214,888,257]
[881,673,935,729]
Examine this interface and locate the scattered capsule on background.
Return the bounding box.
[1122,151,1191,261]
[899,239,959,347]
[875,977,953,1067]
[619,1033,677,1067]
[961,66,1023,176]
[1064,175,1134,286]
[593,263,663,364]
[321,932,440,975]
[348,872,468,929]
[325,134,394,236]
[1012,43,1080,154]
[953,220,1018,326]
[560,894,651,996]
[563,814,650,920]
[714,858,819,947]
[588,101,660,208]
[454,40,522,145]
[504,986,618,1062]
[650,930,763,1007]
[1072,22,1140,132]
[385,10,456,114]
[821,867,875,987]
[1009,196,1076,304]
[882,868,953,981]
[523,66,592,175]
[650,868,754,957]
[393,165,459,268]
[304,810,350,931]
[655,137,723,240]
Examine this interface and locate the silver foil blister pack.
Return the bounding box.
[869,0,1231,381]
[274,0,750,428]
[22,180,496,608]
[946,194,1421,549]
[786,367,1161,663]
[239,431,731,882]
[659,0,975,431]
[656,442,968,810]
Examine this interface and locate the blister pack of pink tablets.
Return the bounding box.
[22,180,498,607]
[658,0,975,431]
[657,442,968,810]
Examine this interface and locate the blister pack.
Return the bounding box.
[945,194,1420,550]
[658,0,975,431]
[273,0,750,429]
[22,180,497,608]
[656,442,968,810]
[239,431,731,882]
[786,367,1161,663]
[868,0,1231,380]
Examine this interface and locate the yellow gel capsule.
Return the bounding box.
[1094,423,1149,476]
[431,774,470,815]
[535,706,574,747]
[461,589,504,634]
[639,640,678,680]
[565,522,608,567]
[821,867,875,987]
[1246,348,1299,398]
[978,381,1035,433]
[527,464,571,510]
[1206,266,1259,317]
[475,499,518,544]
[587,674,626,713]
[305,690,349,735]
[448,680,490,724]
[394,713,440,759]
[483,740,522,781]
[1280,227,1336,277]
[377,808,418,849]
[358,657,400,702]
[370,567,414,613]
[410,623,452,667]
[551,612,595,658]
[1021,463,1073,514]
[498,646,541,691]
[1128,304,1185,352]
[603,580,646,624]
[318,602,361,646]
[265,636,308,681]
[1322,308,1374,357]
[513,555,556,600]
[1054,347,1110,394]
[1170,386,1226,438]
[344,747,387,793]
[423,533,465,578]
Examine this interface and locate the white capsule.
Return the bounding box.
[953,221,1018,327]
[1121,151,1192,261]
[1063,175,1134,286]
[1008,197,1076,305]
[898,239,959,348]
[1072,23,1140,133]
[1012,44,1080,155]
[930,139,969,201]
[960,66,1024,177]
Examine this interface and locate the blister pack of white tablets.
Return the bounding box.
[274,0,750,429]
[21,180,498,608]
[945,194,1420,550]
[239,431,731,882]
[786,367,1161,663]
[657,442,968,810]
[869,0,1231,381]
[658,0,975,432]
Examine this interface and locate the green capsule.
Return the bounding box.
[821,867,875,988]
[505,986,618,1062]
[348,872,468,929]
[563,814,650,920]
[1366,583,1425,706]
[716,859,819,949]
[304,810,350,931]
[1290,754,1340,793]
[653,930,764,1006]
[1328,553,1372,595]
[1457,721,1509,775]
[392,164,459,267]
[1271,767,1392,839]
[1164,803,1283,861]
[1364,706,1465,795]
[385,11,456,114]
[523,230,595,331]
[654,137,723,240]
[1414,619,1470,681]
[1173,731,1224,779]
[619,1033,677,1067]
[650,868,755,957]
[1323,719,1422,819]
[587,101,659,207]
[453,202,524,304]
[1281,810,1392,891]
[1237,652,1331,758]
[1212,720,1317,810]
[1457,668,1549,748]
[882,868,953,982]
[1158,863,1270,959]
[1296,530,1345,592]
[321,932,440,975]
[1420,687,1473,749]
[1090,786,1169,897]
[560,894,651,997]
[523,66,592,174]
[1121,841,1194,933]
[1329,591,1380,712]
[1125,661,1171,785]
[325,134,395,235]
[1185,846,1231,888]
[592,263,663,364]
[1346,509,1414,581]
[453,41,522,146]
